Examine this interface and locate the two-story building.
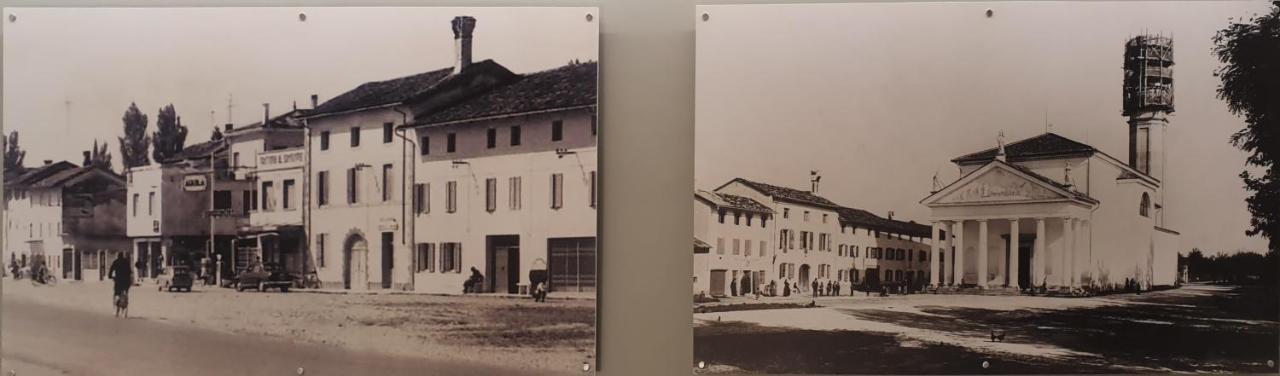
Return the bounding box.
[834,207,933,290]
[692,190,772,297]
[225,106,309,276]
[305,15,598,293]
[4,156,129,281]
[126,140,251,280]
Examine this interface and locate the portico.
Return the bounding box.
[922,160,1098,290]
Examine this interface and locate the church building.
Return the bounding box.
[919,35,1181,292]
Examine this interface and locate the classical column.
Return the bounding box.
[953,220,965,286]
[1009,218,1020,288]
[1034,218,1046,287]
[977,219,989,288]
[1066,217,1077,287]
[930,222,942,286]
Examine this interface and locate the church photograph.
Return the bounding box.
[693,2,1277,374]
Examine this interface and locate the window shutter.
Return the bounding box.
[454,243,462,273]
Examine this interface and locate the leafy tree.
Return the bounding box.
[4,131,25,171]
[119,102,151,168]
[89,139,112,170]
[151,104,188,163]
[1213,2,1280,251]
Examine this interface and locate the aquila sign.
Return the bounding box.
[183,174,208,192]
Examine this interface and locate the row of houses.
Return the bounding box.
[5,16,599,295]
[693,177,937,297]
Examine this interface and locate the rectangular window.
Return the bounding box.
[485,178,497,212]
[132,194,138,216]
[232,152,240,168]
[551,120,563,141]
[420,136,430,155]
[760,240,767,257]
[800,231,809,249]
[347,168,358,204]
[733,239,740,255]
[419,241,440,271]
[381,164,393,202]
[550,173,564,209]
[447,133,456,153]
[383,123,393,143]
[716,238,724,255]
[261,181,274,211]
[486,128,496,149]
[508,177,522,210]
[446,181,457,213]
[317,171,329,206]
[510,126,521,146]
[413,183,426,214]
[213,190,232,210]
[441,242,461,273]
[589,171,597,208]
[320,131,330,150]
[242,190,252,213]
[316,234,326,268]
[283,179,295,209]
[744,240,752,256]
[417,243,436,272]
[350,127,360,147]
[148,192,155,215]
[251,189,259,211]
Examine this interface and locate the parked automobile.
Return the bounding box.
[235,263,294,292]
[163,265,194,292]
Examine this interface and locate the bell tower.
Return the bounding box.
[1122,34,1174,182]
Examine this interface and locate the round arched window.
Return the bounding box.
[1140,192,1151,217]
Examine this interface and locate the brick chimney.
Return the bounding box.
[224,123,233,133]
[310,94,319,109]
[452,16,477,74]
[263,103,270,124]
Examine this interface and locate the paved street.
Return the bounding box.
[695,284,1279,374]
[1,291,562,376]
[1,281,592,375]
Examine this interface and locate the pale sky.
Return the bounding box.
[4,6,597,171]
[696,1,1271,254]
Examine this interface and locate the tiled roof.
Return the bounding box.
[695,190,773,214]
[729,178,840,209]
[166,139,226,163]
[694,238,712,253]
[836,206,932,238]
[310,66,456,116]
[1002,161,1099,204]
[7,161,77,188]
[414,61,597,126]
[29,166,123,189]
[952,132,1096,164]
[228,109,309,133]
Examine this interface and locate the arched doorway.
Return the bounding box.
[343,233,369,291]
[798,264,811,291]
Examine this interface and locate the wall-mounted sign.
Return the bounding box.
[183,174,208,192]
[259,150,305,168]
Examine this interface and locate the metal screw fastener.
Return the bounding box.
[581,362,591,372]
[1269,360,1275,368]
[702,13,710,22]
[585,13,593,22]
[297,367,305,375]
[298,12,307,22]
[982,361,990,369]
[8,14,15,23]
[985,9,994,18]
[698,361,706,369]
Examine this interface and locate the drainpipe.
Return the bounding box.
[392,108,416,290]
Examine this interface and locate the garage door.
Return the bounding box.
[548,237,596,292]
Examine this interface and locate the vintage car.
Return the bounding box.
[163,265,195,292]
[234,263,294,292]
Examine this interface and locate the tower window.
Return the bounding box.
[1140,192,1150,217]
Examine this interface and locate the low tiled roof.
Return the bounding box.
[695,190,773,214]
[29,166,123,189]
[166,139,226,163]
[729,178,840,209]
[229,109,309,133]
[310,66,456,116]
[694,238,711,253]
[952,132,1096,165]
[414,61,597,126]
[836,206,932,238]
[7,161,77,188]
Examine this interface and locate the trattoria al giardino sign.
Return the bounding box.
[258,150,305,168]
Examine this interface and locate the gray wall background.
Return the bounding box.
[0,1,695,375]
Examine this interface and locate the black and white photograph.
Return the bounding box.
[3,7,598,375]
[693,2,1278,374]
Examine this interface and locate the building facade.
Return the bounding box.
[692,190,773,297]
[225,108,309,277]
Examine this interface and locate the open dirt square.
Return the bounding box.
[694,284,1278,374]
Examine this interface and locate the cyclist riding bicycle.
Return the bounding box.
[108,254,133,301]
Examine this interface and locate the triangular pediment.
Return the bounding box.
[924,163,1071,206]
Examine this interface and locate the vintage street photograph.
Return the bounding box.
[3,7,598,375]
[693,2,1278,374]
